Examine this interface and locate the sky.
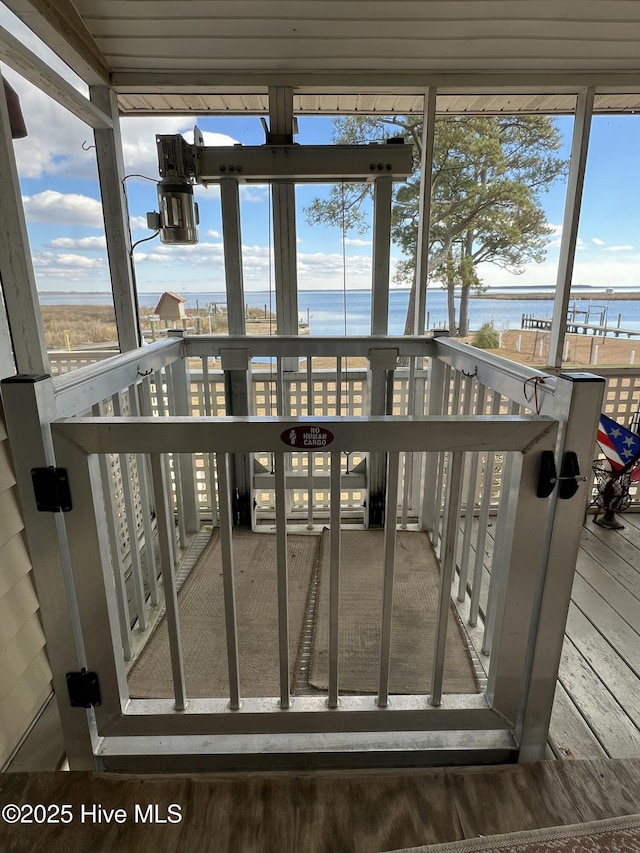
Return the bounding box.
[3,7,640,297]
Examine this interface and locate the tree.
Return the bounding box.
[306,114,566,336]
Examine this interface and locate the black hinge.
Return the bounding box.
[31,466,72,512]
[66,668,101,708]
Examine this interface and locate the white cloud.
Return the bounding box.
[134,241,224,267]
[344,238,372,247]
[130,215,150,231]
[592,237,606,246]
[239,186,269,203]
[49,236,106,250]
[603,245,634,252]
[22,190,104,226]
[207,229,221,238]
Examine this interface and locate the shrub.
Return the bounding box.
[472,322,500,349]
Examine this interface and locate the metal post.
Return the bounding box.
[376,451,400,708]
[413,89,437,338]
[149,453,187,711]
[430,450,464,706]
[327,450,342,709]
[371,176,393,336]
[216,453,242,710]
[269,87,299,372]
[220,348,252,527]
[1,375,96,767]
[90,86,141,352]
[274,451,291,708]
[220,178,246,337]
[517,373,605,760]
[548,88,595,368]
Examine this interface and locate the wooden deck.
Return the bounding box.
[461,510,640,761]
[550,512,640,760]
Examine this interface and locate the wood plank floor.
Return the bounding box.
[459,511,640,760]
[550,512,640,760]
[3,759,640,852]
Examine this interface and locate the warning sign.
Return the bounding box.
[281,425,334,449]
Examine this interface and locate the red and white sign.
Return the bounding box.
[281,425,334,449]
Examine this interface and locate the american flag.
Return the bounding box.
[597,414,640,474]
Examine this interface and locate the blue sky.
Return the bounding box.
[3,7,640,297]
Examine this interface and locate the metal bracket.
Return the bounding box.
[66,668,101,708]
[31,466,72,512]
[537,451,587,499]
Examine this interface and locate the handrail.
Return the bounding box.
[52,414,557,455]
[52,337,183,418]
[434,337,559,414]
[184,334,438,359]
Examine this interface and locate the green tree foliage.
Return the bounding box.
[306,114,566,336]
[472,321,501,349]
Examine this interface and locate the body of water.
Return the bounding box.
[38,288,640,337]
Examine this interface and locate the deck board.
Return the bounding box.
[459,513,640,761]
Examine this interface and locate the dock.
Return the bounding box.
[522,312,640,338]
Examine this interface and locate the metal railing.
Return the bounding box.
[1,333,605,770]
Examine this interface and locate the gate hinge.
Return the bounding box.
[31,466,72,512]
[66,668,101,708]
[537,450,588,500]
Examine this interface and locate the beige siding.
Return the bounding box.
[0,403,52,768]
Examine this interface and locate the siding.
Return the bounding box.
[0,403,52,768]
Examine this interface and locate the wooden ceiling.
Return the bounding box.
[3,1,640,114]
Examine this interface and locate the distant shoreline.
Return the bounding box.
[473,291,640,300]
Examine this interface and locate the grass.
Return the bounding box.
[41,304,275,348]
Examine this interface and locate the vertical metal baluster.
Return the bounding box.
[112,391,147,632]
[216,452,242,710]
[128,383,159,607]
[327,450,342,708]
[469,389,500,626]
[307,357,314,529]
[456,376,476,601]
[153,368,178,562]
[482,400,518,655]
[166,366,187,554]
[430,450,465,706]
[336,356,342,416]
[274,451,291,708]
[422,357,446,536]
[401,358,417,528]
[202,357,219,524]
[150,453,187,710]
[92,400,132,659]
[137,376,160,605]
[457,380,484,602]
[276,356,285,415]
[376,451,400,708]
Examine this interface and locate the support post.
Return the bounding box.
[90,86,141,352]
[220,178,246,337]
[220,348,253,527]
[269,86,299,372]
[548,88,594,369]
[517,373,605,760]
[413,89,437,337]
[0,70,48,375]
[0,375,97,768]
[366,178,394,526]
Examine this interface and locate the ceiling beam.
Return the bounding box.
[2,0,109,85]
[110,70,640,93]
[0,23,112,128]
